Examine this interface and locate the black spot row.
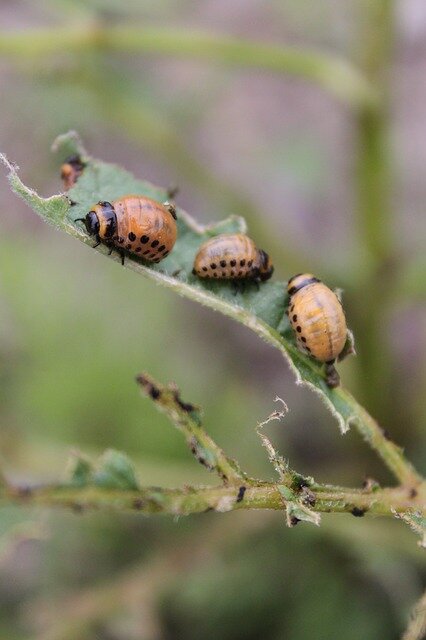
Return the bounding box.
[209,258,253,271]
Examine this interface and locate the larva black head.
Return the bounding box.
[257,250,274,282]
[164,202,177,220]
[82,210,100,236]
[84,201,117,239]
[287,273,321,296]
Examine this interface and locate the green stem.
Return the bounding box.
[334,386,424,488]
[136,372,244,484]
[0,26,377,109]
[353,1,395,420]
[2,481,423,519]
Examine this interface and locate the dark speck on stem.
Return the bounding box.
[236,486,246,503]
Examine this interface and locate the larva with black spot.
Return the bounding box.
[286,273,349,388]
[77,195,177,264]
[192,233,273,283]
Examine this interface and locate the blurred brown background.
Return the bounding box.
[0,1,425,638]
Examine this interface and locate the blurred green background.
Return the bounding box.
[0,1,425,638]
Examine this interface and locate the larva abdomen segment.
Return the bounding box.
[113,196,176,262]
[193,234,259,280]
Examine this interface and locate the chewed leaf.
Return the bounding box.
[66,449,140,491]
[1,131,356,435]
[93,450,140,491]
[67,451,93,487]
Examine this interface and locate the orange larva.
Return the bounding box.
[192,234,273,283]
[61,155,86,190]
[77,195,177,264]
[287,273,348,388]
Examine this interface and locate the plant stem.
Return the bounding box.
[136,372,245,484]
[353,0,395,421]
[334,386,424,489]
[1,480,423,519]
[0,26,376,109]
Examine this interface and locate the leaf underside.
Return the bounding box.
[0,131,356,434]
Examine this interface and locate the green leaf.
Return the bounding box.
[1,131,361,439]
[67,451,93,487]
[93,449,140,491]
[65,449,140,491]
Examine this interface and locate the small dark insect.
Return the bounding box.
[61,154,86,190]
[236,486,247,503]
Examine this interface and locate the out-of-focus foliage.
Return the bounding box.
[0,1,425,639]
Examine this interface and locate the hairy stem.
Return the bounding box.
[0,26,376,109]
[1,481,422,519]
[136,372,245,483]
[335,385,424,488]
